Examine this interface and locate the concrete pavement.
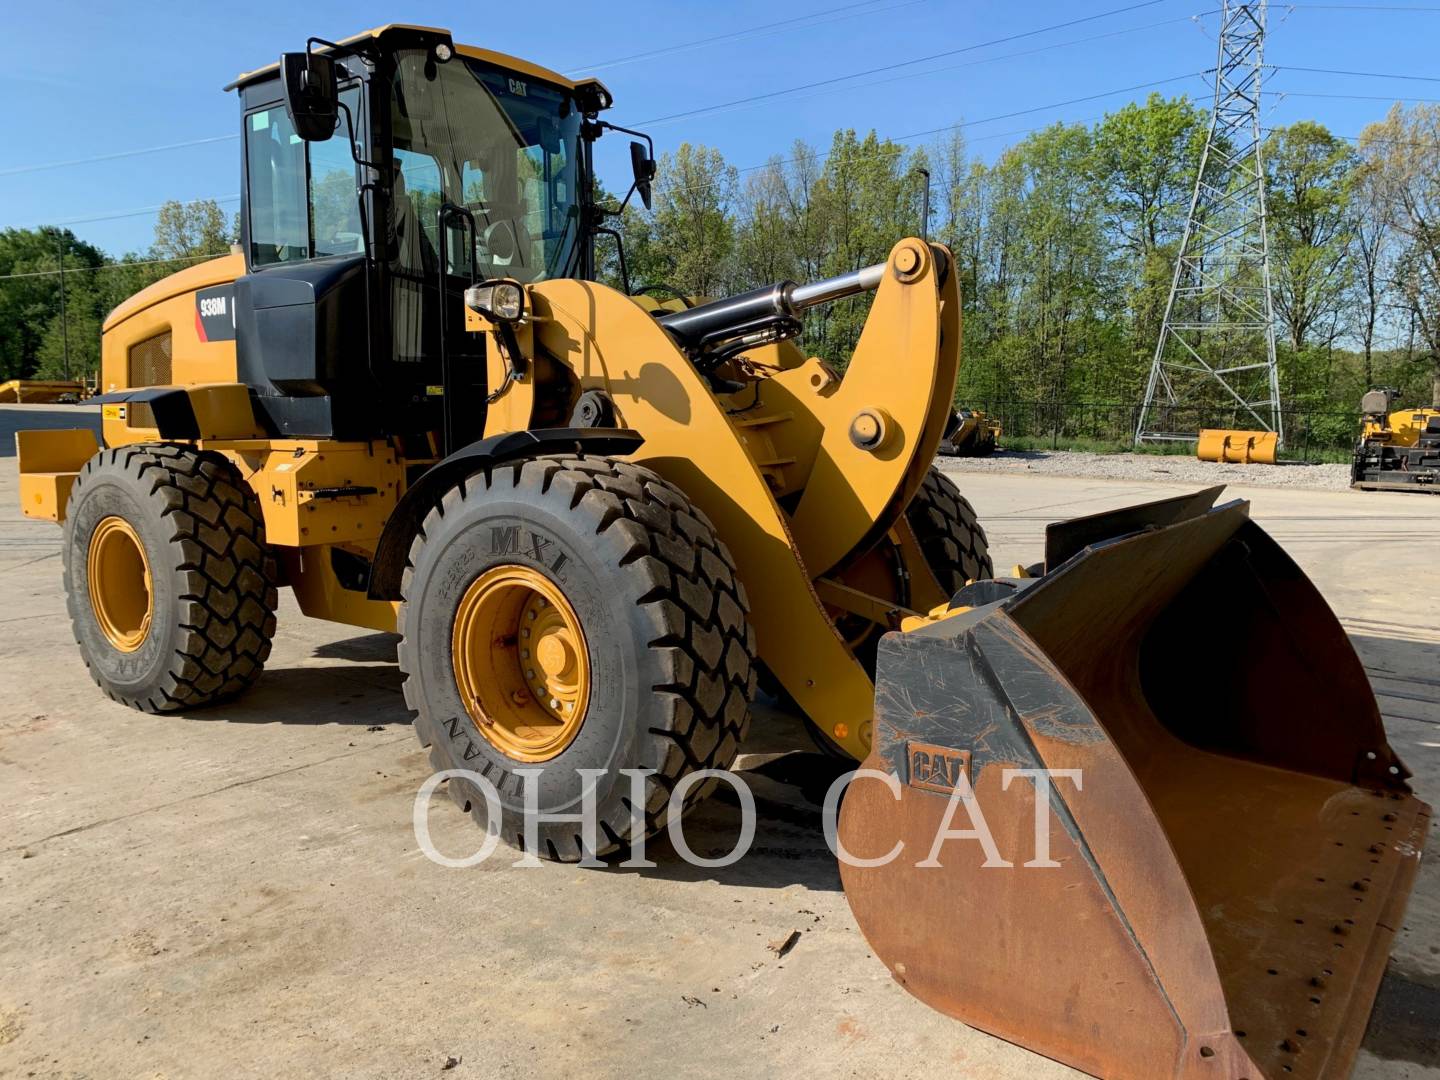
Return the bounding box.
[0,417,1436,1078]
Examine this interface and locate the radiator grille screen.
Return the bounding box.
[128,330,172,387]
[126,330,172,428]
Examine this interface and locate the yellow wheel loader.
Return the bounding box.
[937,406,1000,456]
[15,25,1428,1079]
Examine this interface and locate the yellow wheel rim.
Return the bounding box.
[87,516,153,652]
[451,565,590,762]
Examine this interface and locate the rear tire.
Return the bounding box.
[63,443,278,712]
[906,466,992,595]
[398,455,756,862]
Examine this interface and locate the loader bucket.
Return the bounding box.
[1197,427,1279,464]
[838,491,1429,1080]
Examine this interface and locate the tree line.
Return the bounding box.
[0,201,233,382]
[607,96,1440,416]
[4,96,1437,425]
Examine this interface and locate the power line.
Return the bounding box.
[0,1,1189,204]
[0,252,227,282]
[1274,64,1440,82]
[640,11,1218,128]
[0,135,238,179]
[633,0,1181,126]
[651,72,1204,197]
[0,2,927,180]
[1281,90,1440,102]
[1325,129,1440,150]
[13,195,241,230]
[565,0,928,74]
[1284,3,1440,10]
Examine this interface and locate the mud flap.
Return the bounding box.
[838,492,1430,1080]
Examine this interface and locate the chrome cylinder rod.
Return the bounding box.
[656,261,888,351]
[788,262,885,311]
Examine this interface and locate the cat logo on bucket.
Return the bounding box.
[906,742,971,794]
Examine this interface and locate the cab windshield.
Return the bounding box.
[388,49,584,286]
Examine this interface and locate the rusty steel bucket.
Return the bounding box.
[838,488,1430,1080]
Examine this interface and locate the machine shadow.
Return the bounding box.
[189,633,409,727]
[1362,971,1440,1070]
[311,631,401,663]
[207,663,410,726]
[600,750,854,893]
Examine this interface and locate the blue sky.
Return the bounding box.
[2,0,1437,257]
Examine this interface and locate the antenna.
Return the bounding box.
[1136,0,1282,447]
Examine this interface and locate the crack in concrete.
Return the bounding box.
[5,734,415,853]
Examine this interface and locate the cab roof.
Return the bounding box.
[226,24,607,102]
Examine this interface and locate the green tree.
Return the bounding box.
[806,130,927,361]
[1091,94,1206,383]
[1092,94,1205,255]
[151,199,235,261]
[1347,156,1393,387]
[35,306,101,380]
[732,157,802,289]
[645,144,737,298]
[1359,104,1440,405]
[1266,122,1356,355]
[0,227,104,380]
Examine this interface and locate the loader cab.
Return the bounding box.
[228,26,613,446]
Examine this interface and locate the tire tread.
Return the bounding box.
[63,444,278,713]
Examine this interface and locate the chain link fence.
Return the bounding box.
[969,401,1360,462]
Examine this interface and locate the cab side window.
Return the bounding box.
[245,106,307,265]
[245,86,363,267]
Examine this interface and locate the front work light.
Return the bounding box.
[465,280,525,322]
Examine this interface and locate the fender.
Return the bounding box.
[91,383,263,442]
[366,427,644,600]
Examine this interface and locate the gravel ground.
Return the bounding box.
[937,448,1353,491]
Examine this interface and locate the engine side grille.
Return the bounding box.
[126,330,172,427]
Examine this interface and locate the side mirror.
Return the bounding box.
[630,141,656,211]
[281,51,339,142]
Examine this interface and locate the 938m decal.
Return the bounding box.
[194,284,237,343]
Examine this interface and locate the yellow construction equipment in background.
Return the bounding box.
[937,407,1000,456]
[0,379,88,404]
[13,25,1427,1079]
[1352,387,1440,491]
[1196,426,1278,463]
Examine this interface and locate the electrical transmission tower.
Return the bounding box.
[1135,0,1281,447]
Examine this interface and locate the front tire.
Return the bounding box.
[906,466,993,594]
[63,444,278,712]
[398,455,756,862]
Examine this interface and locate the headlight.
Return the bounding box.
[465,280,525,322]
[434,42,454,62]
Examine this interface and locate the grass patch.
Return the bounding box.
[996,435,1352,463]
[1000,435,1193,455]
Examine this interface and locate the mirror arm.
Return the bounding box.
[595,120,654,159]
[305,36,377,64]
[593,226,630,295]
[607,179,641,217]
[334,101,383,175]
